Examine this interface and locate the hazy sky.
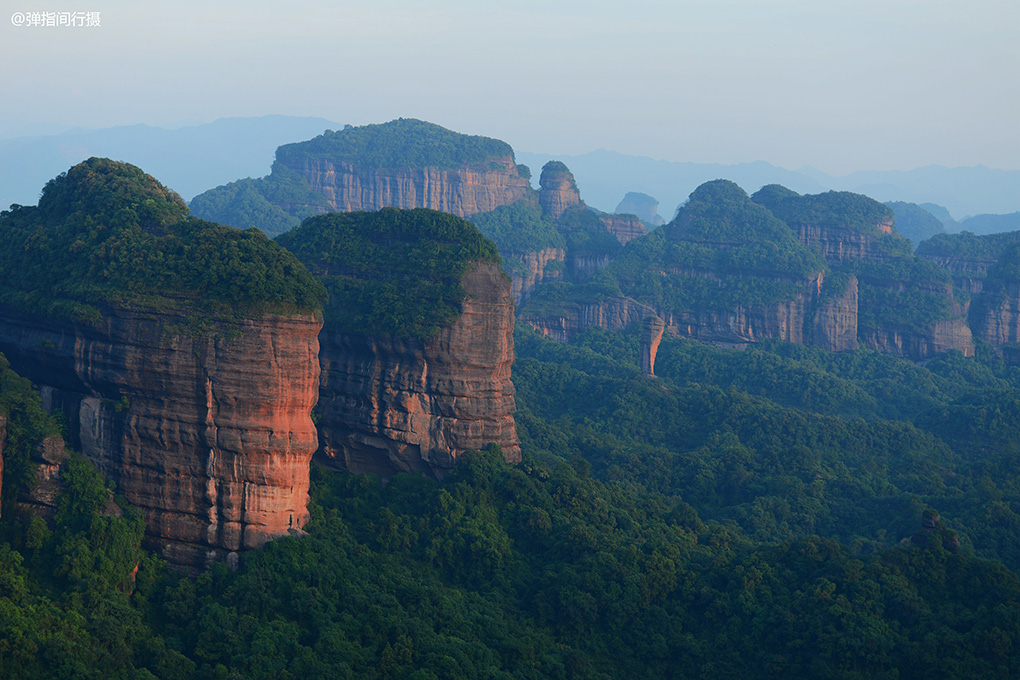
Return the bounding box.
[2,0,1017,175]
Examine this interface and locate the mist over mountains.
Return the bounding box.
[0,115,342,208]
[2,116,1018,226]
[516,149,1020,222]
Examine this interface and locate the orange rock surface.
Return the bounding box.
[0,305,322,569]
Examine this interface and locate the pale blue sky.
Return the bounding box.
[2,0,1017,174]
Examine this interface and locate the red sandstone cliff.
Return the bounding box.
[538,162,582,219]
[794,219,899,266]
[0,305,321,569]
[279,155,532,219]
[812,276,860,352]
[316,263,520,478]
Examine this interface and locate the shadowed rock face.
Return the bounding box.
[0,305,322,570]
[970,281,1020,349]
[812,276,860,352]
[316,264,520,478]
[599,214,647,245]
[281,155,532,219]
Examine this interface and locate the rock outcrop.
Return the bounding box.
[599,214,647,245]
[641,316,665,378]
[812,276,860,352]
[793,220,900,266]
[17,435,69,519]
[281,155,532,219]
[0,305,322,569]
[316,264,520,478]
[971,284,1020,349]
[507,247,566,302]
[539,161,582,219]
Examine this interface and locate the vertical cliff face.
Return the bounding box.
[599,214,647,245]
[508,248,566,302]
[282,155,533,219]
[793,221,900,265]
[971,285,1020,348]
[858,318,975,360]
[539,162,582,219]
[316,263,520,477]
[277,209,520,479]
[812,275,860,352]
[0,306,322,569]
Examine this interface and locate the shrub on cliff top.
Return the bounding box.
[469,200,566,254]
[0,158,326,321]
[275,118,517,171]
[277,207,501,340]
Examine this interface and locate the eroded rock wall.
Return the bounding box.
[316,263,520,478]
[281,156,532,219]
[600,214,647,245]
[970,282,1020,349]
[0,305,322,569]
[812,276,860,352]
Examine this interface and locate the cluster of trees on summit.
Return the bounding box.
[1,146,1020,678]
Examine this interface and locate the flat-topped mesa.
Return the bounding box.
[0,158,326,569]
[277,208,520,479]
[275,119,532,218]
[539,161,582,219]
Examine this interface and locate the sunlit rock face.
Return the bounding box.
[0,305,322,570]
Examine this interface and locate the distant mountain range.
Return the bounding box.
[515,149,1020,223]
[0,115,342,207]
[2,116,1018,224]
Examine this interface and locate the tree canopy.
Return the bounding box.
[0,158,326,322]
[277,208,501,339]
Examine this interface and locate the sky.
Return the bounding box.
[1,0,1017,176]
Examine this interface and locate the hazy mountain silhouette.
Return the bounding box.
[0,115,342,209]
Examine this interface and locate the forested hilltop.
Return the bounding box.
[0,157,325,321]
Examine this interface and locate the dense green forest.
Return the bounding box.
[3,317,1020,678]
[469,200,566,255]
[917,230,1020,267]
[276,208,501,339]
[275,119,517,171]
[0,158,326,322]
[188,162,330,237]
[884,202,946,249]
